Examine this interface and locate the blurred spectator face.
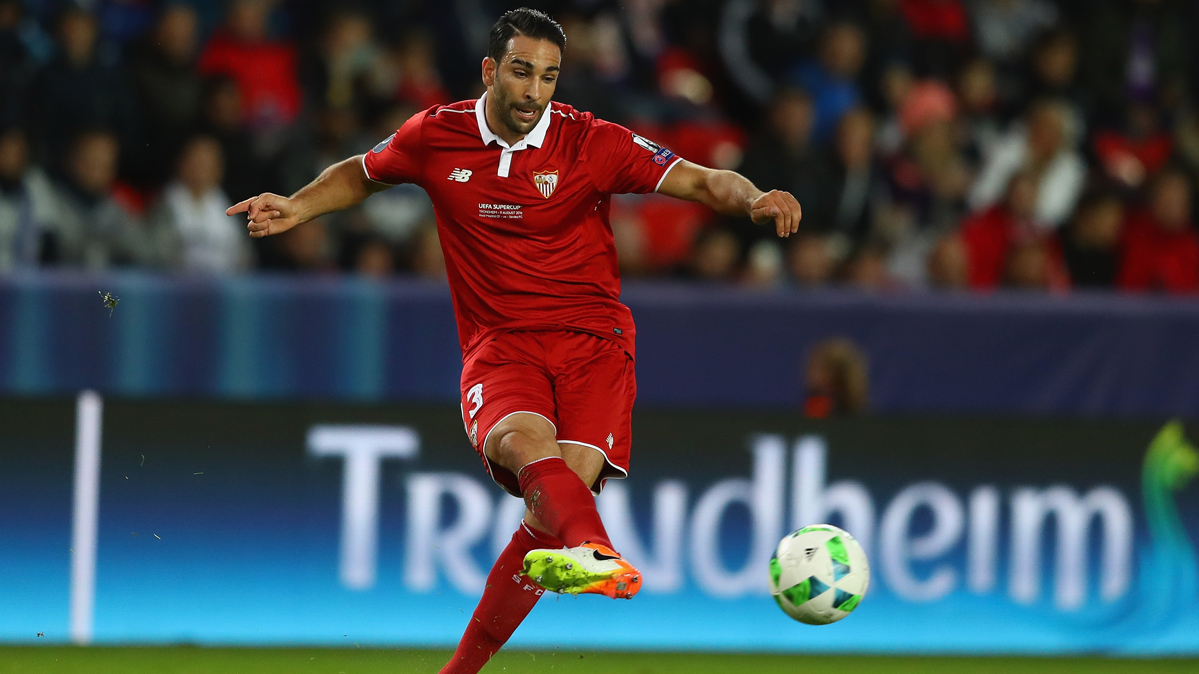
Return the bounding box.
[355,239,394,278]
[398,33,440,83]
[744,239,784,287]
[1150,173,1192,233]
[318,106,360,147]
[205,78,243,130]
[770,89,814,150]
[0,0,21,31]
[611,211,647,277]
[559,14,599,69]
[1004,239,1051,289]
[911,121,970,199]
[282,218,330,271]
[323,12,372,60]
[411,224,446,280]
[957,60,996,114]
[821,23,866,80]
[0,130,27,185]
[690,228,740,280]
[1127,102,1160,139]
[374,105,417,140]
[1073,198,1123,250]
[804,338,869,417]
[900,81,956,137]
[228,0,269,42]
[843,245,890,291]
[1005,172,1039,220]
[659,61,714,106]
[177,137,224,195]
[1027,102,1067,162]
[881,64,914,113]
[1033,32,1077,89]
[59,9,98,67]
[836,109,873,169]
[156,5,198,65]
[70,133,119,197]
[788,234,833,286]
[928,234,968,289]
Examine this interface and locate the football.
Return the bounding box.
[769,524,870,625]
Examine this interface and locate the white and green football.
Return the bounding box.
[769,524,869,625]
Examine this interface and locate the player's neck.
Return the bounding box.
[484,95,527,147]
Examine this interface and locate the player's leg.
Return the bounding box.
[486,412,614,549]
[442,333,626,674]
[516,331,642,599]
[439,442,610,674]
[438,520,560,674]
[519,442,641,599]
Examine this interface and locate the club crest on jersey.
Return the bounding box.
[533,170,559,199]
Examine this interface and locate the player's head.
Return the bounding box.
[482,8,566,139]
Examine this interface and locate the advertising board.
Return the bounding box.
[1,398,1195,653]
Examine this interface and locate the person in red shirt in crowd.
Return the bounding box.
[1117,168,1199,294]
[898,0,971,76]
[960,171,1043,289]
[225,9,801,674]
[1094,103,1173,191]
[199,0,301,130]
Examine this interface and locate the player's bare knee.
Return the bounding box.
[485,414,559,473]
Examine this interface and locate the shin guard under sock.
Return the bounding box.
[517,456,612,549]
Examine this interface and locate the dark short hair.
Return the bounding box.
[487,7,565,62]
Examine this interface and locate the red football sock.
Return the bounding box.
[439,523,561,674]
[517,456,613,549]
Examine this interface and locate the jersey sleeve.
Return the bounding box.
[582,119,683,195]
[362,109,428,185]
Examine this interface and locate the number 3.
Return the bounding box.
[467,384,484,420]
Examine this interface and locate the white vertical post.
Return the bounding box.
[70,390,103,644]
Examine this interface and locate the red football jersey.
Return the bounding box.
[363,94,683,359]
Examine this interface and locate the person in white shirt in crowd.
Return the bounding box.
[968,98,1085,229]
[0,128,57,271]
[151,135,251,273]
[50,129,147,269]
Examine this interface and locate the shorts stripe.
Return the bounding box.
[559,439,629,494]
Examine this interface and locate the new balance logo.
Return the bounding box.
[448,168,472,182]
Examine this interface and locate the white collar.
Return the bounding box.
[474,92,552,150]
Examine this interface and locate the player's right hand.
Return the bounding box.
[226,193,301,238]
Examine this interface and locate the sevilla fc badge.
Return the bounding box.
[533,170,559,199]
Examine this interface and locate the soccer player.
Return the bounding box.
[226,8,801,673]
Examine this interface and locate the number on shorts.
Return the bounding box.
[467,383,484,420]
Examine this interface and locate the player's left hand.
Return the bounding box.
[750,190,802,238]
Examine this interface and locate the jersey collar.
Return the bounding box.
[474,92,552,151]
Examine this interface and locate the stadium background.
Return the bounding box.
[2,0,1199,670]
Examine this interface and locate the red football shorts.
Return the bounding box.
[460,330,636,497]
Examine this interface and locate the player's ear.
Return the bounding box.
[481,57,496,87]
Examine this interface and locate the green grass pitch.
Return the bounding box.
[1,648,1196,674]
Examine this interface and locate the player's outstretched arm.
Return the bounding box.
[657,160,801,238]
[225,155,390,238]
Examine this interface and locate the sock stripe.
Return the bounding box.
[517,455,565,477]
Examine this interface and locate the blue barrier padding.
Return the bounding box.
[1,271,1197,417]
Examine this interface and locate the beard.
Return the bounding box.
[491,87,543,137]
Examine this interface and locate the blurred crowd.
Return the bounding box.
[2,0,1199,294]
